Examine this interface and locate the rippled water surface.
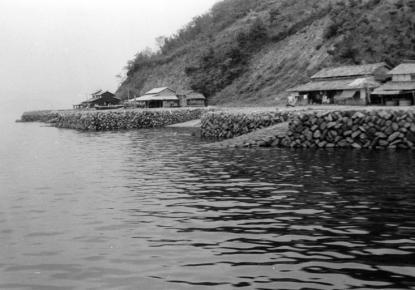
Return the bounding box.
[1,118,415,290]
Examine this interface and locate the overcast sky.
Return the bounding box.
[0,0,218,114]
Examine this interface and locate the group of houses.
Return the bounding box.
[287,60,415,106]
[73,87,206,110]
[74,60,415,110]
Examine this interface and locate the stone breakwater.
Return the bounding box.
[20,108,205,131]
[201,110,290,139]
[280,109,415,149]
[213,109,415,150]
[20,110,60,123]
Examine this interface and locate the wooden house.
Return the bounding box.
[74,91,120,109]
[177,90,206,107]
[287,63,390,105]
[133,87,179,108]
[372,61,415,106]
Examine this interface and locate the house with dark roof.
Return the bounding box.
[74,90,120,109]
[372,61,415,106]
[287,63,390,105]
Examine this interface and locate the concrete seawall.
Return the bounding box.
[20,108,206,131]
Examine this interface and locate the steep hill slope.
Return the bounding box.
[116,0,415,106]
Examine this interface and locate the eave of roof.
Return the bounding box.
[136,94,178,101]
[376,81,415,91]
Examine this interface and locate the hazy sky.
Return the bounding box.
[0,0,218,114]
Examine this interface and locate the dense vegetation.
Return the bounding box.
[324,0,415,65]
[118,0,415,105]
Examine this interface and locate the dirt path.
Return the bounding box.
[168,119,201,128]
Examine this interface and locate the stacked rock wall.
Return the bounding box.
[201,110,290,139]
[277,109,415,149]
[20,108,205,131]
[20,110,60,123]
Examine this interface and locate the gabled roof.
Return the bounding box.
[311,62,388,79]
[144,87,175,95]
[388,62,415,75]
[288,77,380,92]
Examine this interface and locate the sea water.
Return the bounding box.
[0,114,415,289]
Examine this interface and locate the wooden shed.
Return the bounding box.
[177,90,206,107]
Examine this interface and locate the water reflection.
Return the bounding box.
[0,125,415,289]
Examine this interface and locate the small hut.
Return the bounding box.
[177,90,206,107]
[372,61,415,106]
[133,87,179,108]
[287,63,390,105]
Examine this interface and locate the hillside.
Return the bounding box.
[116,0,415,106]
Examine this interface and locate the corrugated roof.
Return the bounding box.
[136,94,178,101]
[388,63,415,75]
[288,77,380,92]
[144,87,174,95]
[376,81,415,91]
[311,62,387,79]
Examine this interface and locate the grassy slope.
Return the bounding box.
[116,0,415,106]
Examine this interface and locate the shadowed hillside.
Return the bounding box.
[116,0,415,106]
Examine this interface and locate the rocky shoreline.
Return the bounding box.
[20,106,415,150]
[206,107,415,150]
